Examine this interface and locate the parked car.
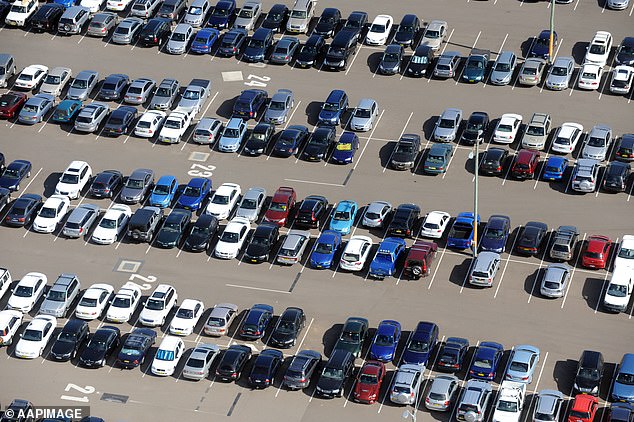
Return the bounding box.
[530,30,557,60]
[78,326,120,367]
[518,57,547,86]
[301,126,336,161]
[270,36,300,64]
[545,56,574,90]
[391,134,421,170]
[315,349,355,398]
[183,214,219,252]
[116,328,156,369]
[260,2,288,32]
[437,337,470,372]
[543,156,569,181]
[604,161,631,192]
[425,374,460,411]
[469,341,504,380]
[368,237,406,279]
[17,94,55,125]
[511,149,540,180]
[480,148,509,176]
[239,303,273,340]
[215,344,251,381]
[516,221,549,256]
[264,89,294,124]
[390,364,424,405]
[433,108,462,142]
[333,316,368,358]
[50,319,89,361]
[540,263,571,298]
[268,306,305,348]
[403,240,438,279]
[217,28,247,57]
[309,230,342,269]
[353,360,386,404]
[283,350,321,390]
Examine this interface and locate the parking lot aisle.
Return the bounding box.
[382,111,413,173]
[560,232,586,309]
[493,234,522,298]
[527,233,551,303]
[455,31,482,85]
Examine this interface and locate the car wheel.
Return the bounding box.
[411,265,422,278]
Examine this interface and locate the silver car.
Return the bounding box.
[540,263,571,298]
[518,58,546,86]
[183,0,210,27]
[264,89,294,124]
[74,102,109,132]
[182,344,221,380]
[545,56,574,90]
[233,0,261,30]
[362,201,391,227]
[350,98,379,132]
[433,51,461,79]
[276,229,310,265]
[582,124,612,161]
[390,364,423,405]
[66,70,99,101]
[62,203,100,238]
[111,17,144,45]
[124,78,156,105]
[572,158,600,192]
[149,78,180,110]
[166,23,194,55]
[120,168,154,204]
[505,344,540,383]
[17,94,55,125]
[193,117,222,144]
[521,113,552,150]
[489,50,517,85]
[235,187,266,221]
[533,390,564,422]
[607,0,630,8]
[87,12,118,37]
[433,107,463,142]
[39,67,72,97]
[203,303,238,336]
[425,374,460,411]
[420,19,447,51]
[130,0,162,18]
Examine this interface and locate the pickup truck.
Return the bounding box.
[127,206,164,243]
[492,381,526,422]
[447,212,480,249]
[549,225,578,261]
[177,78,211,116]
[158,107,194,144]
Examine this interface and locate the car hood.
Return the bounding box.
[480,237,504,252]
[332,149,353,160]
[583,145,605,157]
[394,32,413,43]
[317,376,344,392]
[329,219,351,232]
[160,126,183,137]
[51,340,75,356]
[245,137,267,151]
[220,136,241,147]
[380,57,400,68]
[265,108,285,120]
[7,296,33,309]
[15,339,41,355]
[612,383,634,401]
[207,15,229,26]
[150,96,170,107]
[402,348,430,365]
[156,229,180,245]
[92,226,116,240]
[464,67,484,78]
[314,21,335,33]
[152,357,176,371]
[185,232,209,248]
[434,127,455,138]
[66,87,88,98]
[371,344,395,359]
[270,330,294,344]
[178,195,202,208]
[311,251,334,266]
[149,192,171,206]
[235,207,258,220]
[574,376,599,390]
[120,186,144,199]
[55,181,79,193]
[356,382,380,397]
[215,240,238,255]
[334,340,360,356]
[118,349,144,362]
[490,70,511,82]
[303,143,328,156]
[421,38,441,49]
[296,50,317,62]
[350,116,371,129]
[33,215,57,229]
[107,306,132,320]
[167,39,188,49]
[0,176,19,189]
[319,109,340,121]
[392,151,415,163]
[80,347,107,363]
[548,74,568,84]
[245,242,268,257]
[40,300,65,315]
[40,82,61,93]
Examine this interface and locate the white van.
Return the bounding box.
[603,265,634,312]
[0,268,11,299]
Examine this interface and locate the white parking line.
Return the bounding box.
[377,332,414,413]
[493,233,522,298]
[342,340,373,408]
[439,28,454,57]
[597,53,618,100]
[569,68,582,96]
[37,108,56,133]
[427,244,448,290]
[331,219,362,279]
[448,340,481,421]
[561,233,586,309]
[459,257,475,293]
[534,152,550,189]
[521,351,549,422]
[344,45,363,76]
[501,153,515,185]
[383,111,413,173]
[441,148,458,179]
[573,0,581,11]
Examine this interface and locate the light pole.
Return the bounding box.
[549,0,555,63]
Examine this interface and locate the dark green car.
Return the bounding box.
[333,317,369,358]
[424,144,454,174]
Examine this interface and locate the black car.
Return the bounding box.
[295,34,326,68]
[138,18,172,47]
[232,89,268,120]
[283,350,322,390]
[242,27,273,63]
[50,319,90,362]
[244,223,279,263]
[1,400,34,422]
[127,206,164,243]
[0,187,9,214]
[312,7,341,38]
[273,125,310,157]
[260,3,288,32]
[480,147,509,176]
[0,159,31,192]
[79,326,121,368]
[302,126,336,161]
[315,349,355,398]
[269,306,306,348]
[609,403,634,422]
[436,337,470,372]
[89,170,123,198]
[378,43,404,75]
[102,105,137,137]
[603,161,631,192]
[341,10,368,43]
[217,28,248,57]
[461,111,490,145]
[406,45,434,77]
[574,350,604,395]
[116,328,157,369]
[216,344,252,381]
[295,195,328,228]
[30,3,65,32]
[248,349,284,388]
[387,203,420,237]
[243,122,275,156]
[98,74,130,101]
[515,221,549,256]
[155,209,192,248]
[184,214,219,252]
[4,193,41,227]
[0,0,11,21]
[391,134,421,170]
[394,14,420,48]
[157,0,186,21]
[616,37,634,66]
[323,29,358,70]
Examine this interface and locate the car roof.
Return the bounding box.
[158,335,183,349]
[517,149,538,163]
[385,44,402,53]
[427,19,446,29]
[327,349,352,366]
[497,50,515,62]
[61,319,87,332]
[441,108,462,119]
[326,89,346,102]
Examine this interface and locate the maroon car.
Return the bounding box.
[0,92,28,119]
[403,240,438,279]
[353,360,385,404]
[511,149,540,179]
[264,186,296,227]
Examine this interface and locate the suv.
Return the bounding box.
[127,206,164,243]
[276,229,311,265]
[283,350,322,390]
[318,89,348,125]
[131,0,161,18]
[139,284,178,327]
[521,113,552,150]
[574,350,604,395]
[157,0,186,21]
[469,251,501,287]
[323,29,358,70]
[58,6,90,35]
[456,379,493,421]
[584,31,613,66]
[389,364,423,405]
[38,273,81,318]
[55,160,93,199]
[264,186,296,226]
[316,349,355,398]
[511,149,540,179]
[461,112,489,145]
[434,51,461,79]
[295,195,328,228]
[549,225,578,261]
[391,134,421,170]
[571,159,601,192]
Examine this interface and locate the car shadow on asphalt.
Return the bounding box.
[215,97,237,119]
[365,52,382,74]
[422,115,437,141]
[572,41,590,65]
[581,276,608,312]
[447,257,472,288]
[304,101,322,126]
[42,172,62,198]
[378,140,396,169]
[553,359,577,392]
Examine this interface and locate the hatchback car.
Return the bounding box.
[433,51,461,79]
[582,124,612,161]
[540,263,571,298]
[349,98,379,132]
[425,374,460,411]
[604,161,631,192]
[98,73,130,101]
[378,43,404,75]
[506,344,540,383]
[390,364,424,405]
[545,56,574,90]
[490,50,517,85]
[437,337,470,372]
[217,28,247,57]
[480,148,509,176]
[433,108,462,142]
[111,17,143,44]
[216,344,251,381]
[533,390,564,422]
[283,349,321,390]
[239,303,273,340]
[392,134,423,170]
[17,94,55,125]
[516,221,549,256]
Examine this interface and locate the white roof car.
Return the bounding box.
[5,0,38,27]
[134,110,166,138]
[203,303,238,336]
[91,204,132,245]
[340,235,373,272]
[139,284,178,327]
[75,283,115,320]
[169,299,205,336]
[420,20,447,51]
[39,67,72,97]
[610,65,634,95]
[551,122,584,154]
[204,182,241,220]
[362,201,392,228]
[493,114,523,144]
[54,160,93,199]
[151,336,185,376]
[6,272,47,314]
[584,31,613,66]
[81,0,106,13]
[615,235,634,268]
[14,64,49,91]
[32,195,70,233]
[14,315,57,359]
[365,14,393,46]
[0,310,23,346]
[577,63,603,90]
[158,110,192,144]
[106,282,142,323]
[107,0,133,11]
[214,216,251,259]
[420,211,451,238]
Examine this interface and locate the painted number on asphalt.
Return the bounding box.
[60,384,96,403]
[187,163,215,178]
[127,273,158,290]
[244,74,271,87]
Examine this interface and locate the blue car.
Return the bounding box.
[191,28,220,54]
[310,230,342,269]
[0,159,32,192]
[232,89,268,120]
[116,328,157,369]
[542,156,569,181]
[612,353,634,403]
[331,132,359,164]
[402,321,439,366]
[469,341,504,381]
[368,237,407,279]
[370,320,401,363]
[149,175,178,208]
[329,200,358,234]
[176,177,211,211]
[52,99,82,123]
[239,303,274,340]
[318,89,348,125]
[530,30,558,60]
[53,0,78,7]
[242,27,273,63]
[480,214,511,253]
[206,0,235,29]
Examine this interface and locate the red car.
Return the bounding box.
[568,394,598,422]
[353,360,385,404]
[0,92,28,119]
[511,149,540,179]
[264,186,296,227]
[403,240,438,279]
[581,235,612,269]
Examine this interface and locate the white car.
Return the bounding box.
[14,315,57,359]
[55,160,93,199]
[139,284,178,327]
[610,65,634,95]
[365,14,393,46]
[106,282,142,323]
[134,110,166,138]
[420,211,451,238]
[5,0,37,26]
[14,64,49,91]
[204,182,241,220]
[91,204,132,245]
[6,272,47,314]
[551,122,584,154]
[584,31,612,67]
[615,235,634,268]
[577,63,603,90]
[169,299,205,336]
[203,303,238,336]
[39,67,72,97]
[340,235,373,272]
[32,195,70,233]
[81,0,106,13]
[493,114,523,144]
[0,310,24,346]
[214,216,251,259]
[151,336,185,376]
[74,283,115,320]
[107,0,133,11]
[158,109,192,144]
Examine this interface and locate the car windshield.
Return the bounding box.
[191,225,210,236]
[485,228,505,239]
[467,121,483,131]
[22,104,38,113]
[370,24,385,33]
[269,100,285,111]
[570,411,591,419]
[212,195,230,205]
[238,9,252,18]
[3,169,20,179]
[474,358,493,369]
[155,349,175,361]
[188,6,202,14]
[354,108,371,118]
[498,124,513,132]
[438,118,455,129]
[249,39,264,48]
[269,202,287,212]
[510,361,529,372]
[523,67,537,76]
[39,206,58,218]
[535,411,556,421]
[60,173,79,184]
[183,186,200,197]
[220,231,239,243]
[616,372,634,385]
[182,90,200,100]
[57,331,77,343]
[323,102,340,112]
[427,155,443,163]
[87,338,107,351]
[120,346,142,356]
[115,26,130,35]
[589,44,606,55]
[578,367,600,379]
[526,125,544,136]
[276,320,295,333]
[79,297,98,307]
[249,236,268,247]
[112,297,131,308]
[315,242,332,254]
[172,32,187,42]
[497,400,518,412]
[322,367,343,379]
[333,211,350,220]
[10,5,27,12]
[145,298,165,310]
[126,178,145,188]
[301,44,317,53]
[375,334,393,346]
[71,79,88,89]
[154,184,171,195]
[156,87,172,97]
[384,52,399,61]
[213,7,229,16]
[495,63,511,72]
[176,308,194,318]
[290,10,306,18]
[551,66,567,76]
[14,285,33,297]
[618,246,634,259]
[163,220,181,230]
[587,137,605,147]
[343,252,359,262]
[607,283,628,297]
[46,290,66,302]
[425,29,440,38]
[467,60,483,69]
[408,340,430,352]
[22,329,42,341]
[360,373,378,384]
[44,75,61,84]
[98,218,116,229]
[240,198,257,209]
